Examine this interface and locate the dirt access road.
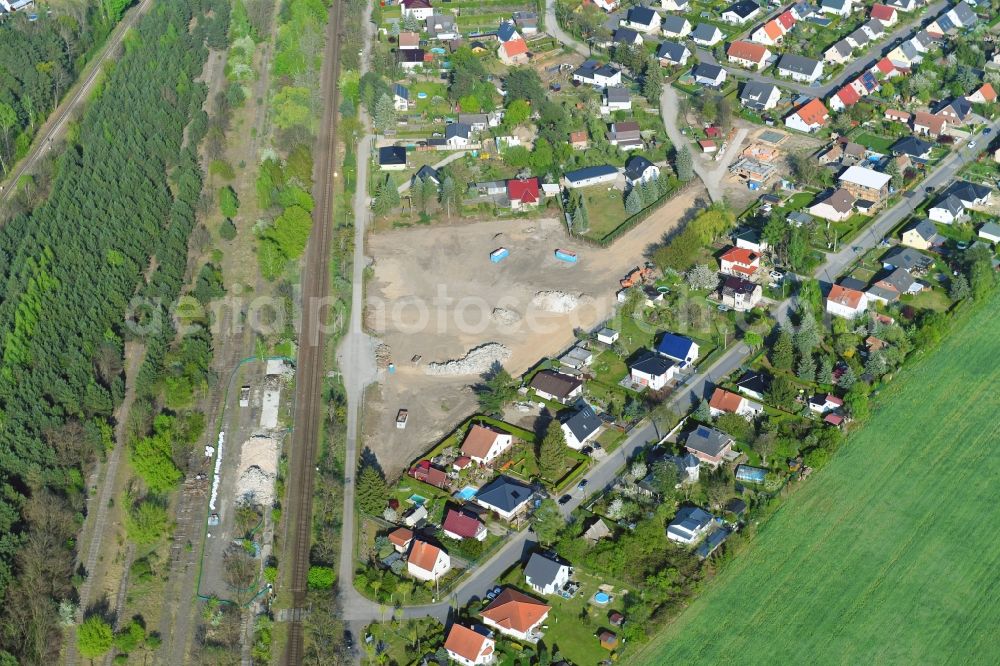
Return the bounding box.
[363,184,708,476]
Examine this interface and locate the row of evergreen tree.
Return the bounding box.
[0,0,219,661]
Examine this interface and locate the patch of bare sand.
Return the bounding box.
[363,184,708,476]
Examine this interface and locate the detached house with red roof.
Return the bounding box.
[751,19,785,45]
[719,247,760,277]
[873,57,903,78]
[498,38,529,65]
[506,177,540,211]
[388,527,414,553]
[826,284,868,319]
[442,509,487,541]
[829,83,861,111]
[785,98,828,133]
[913,111,948,137]
[709,387,763,419]
[967,83,997,104]
[407,540,451,581]
[445,624,496,666]
[461,424,514,465]
[727,41,771,70]
[871,4,898,25]
[480,588,551,642]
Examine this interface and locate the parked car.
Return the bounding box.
[968,140,976,149]
[559,494,572,505]
[577,479,588,492]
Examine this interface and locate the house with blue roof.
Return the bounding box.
[475,475,534,521]
[393,83,410,112]
[497,21,521,43]
[563,164,619,189]
[655,333,699,367]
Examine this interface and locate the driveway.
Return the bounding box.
[397,150,468,194]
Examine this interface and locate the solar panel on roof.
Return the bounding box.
[861,71,877,91]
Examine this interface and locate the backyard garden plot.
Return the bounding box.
[640,290,1000,664]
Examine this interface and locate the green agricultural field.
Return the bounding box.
[638,292,1000,664]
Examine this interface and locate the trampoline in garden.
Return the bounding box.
[657,286,670,293]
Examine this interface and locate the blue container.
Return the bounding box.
[490,248,509,263]
[555,249,578,263]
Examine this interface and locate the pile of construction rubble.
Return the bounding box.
[424,343,511,376]
[531,291,585,313]
[491,307,522,326]
[235,435,280,507]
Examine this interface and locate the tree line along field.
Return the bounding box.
[637,291,1000,664]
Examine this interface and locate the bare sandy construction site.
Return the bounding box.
[362,185,710,475]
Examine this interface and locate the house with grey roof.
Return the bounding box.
[524,552,572,595]
[475,476,534,521]
[622,5,661,32]
[603,86,632,112]
[657,40,691,66]
[819,0,852,16]
[825,39,853,64]
[561,402,603,450]
[613,26,644,46]
[740,81,781,111]
[977,221,1000,244]
[661,15,693,38]
[948,1,978,28]
[684,425,735,467]
[942,180,992,208]
[900,218,942,250]
[866,267,920,304]
[667,506,715,544]
[691,23,723,46]
[929,194,966,224]
[777,54,823,82]
[693,62,726,87]
[892,136,933,161]
[881,246,933,273]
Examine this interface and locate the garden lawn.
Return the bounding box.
[853,131,895,154]
[639,289,1000,664]
[496,566,626,666]
[577,185,628,241]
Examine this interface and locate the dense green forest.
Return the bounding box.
[0,0,223,661]
[0,0,133,176]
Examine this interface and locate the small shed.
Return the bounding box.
[598,630,618,650]
[978,222,1000,244]
[597,327,619,345]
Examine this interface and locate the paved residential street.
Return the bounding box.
[695,0,947,98]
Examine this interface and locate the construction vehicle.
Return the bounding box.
[619,265,656,289]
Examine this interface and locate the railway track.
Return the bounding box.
[281,1,346,663]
